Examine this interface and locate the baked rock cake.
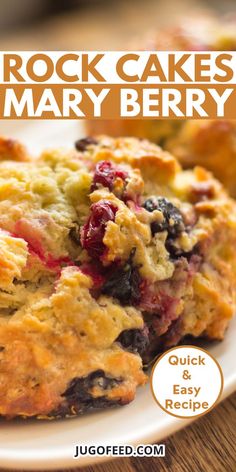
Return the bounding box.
[0,135,235,419]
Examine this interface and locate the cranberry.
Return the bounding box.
[91,160,128,192]
[80,262,105,289]
[81,201,117,258]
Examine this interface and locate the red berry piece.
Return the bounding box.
[81,200,118,259]
[80,262,105,289]
[91,160,128,192]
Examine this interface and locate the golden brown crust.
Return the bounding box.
[164,120,236,198]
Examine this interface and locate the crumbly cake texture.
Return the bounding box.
[0,135,235,419]
[86,15,236,197]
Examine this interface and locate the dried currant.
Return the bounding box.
[165,240,193,260]
[143,197,185,238]
[63,370,122,402]
[75,137,98,152]
[102,258,141,305]
[56,370,123,415]
[69,227,81,246]
[116,327,149,356]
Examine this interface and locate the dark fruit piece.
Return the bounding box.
[69,227,81,245]
[63,370,122,403]
[165,240,196,260]
[143,197,185,238]
[81,200,117,259]
[49,396,122,418]
[49,370,124,417]
[162,316,183,348]
[102,257,141,305]
[116,327,149,356]
[91,160,128,192]
[75,137,98,152]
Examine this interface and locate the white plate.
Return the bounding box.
[0,120,235,470]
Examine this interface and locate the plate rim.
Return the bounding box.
[0,377,235,470]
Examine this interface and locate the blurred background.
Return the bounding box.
[0,0,236,50]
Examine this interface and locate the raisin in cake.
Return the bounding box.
[86,15,236,197]
[0,135,235,419]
